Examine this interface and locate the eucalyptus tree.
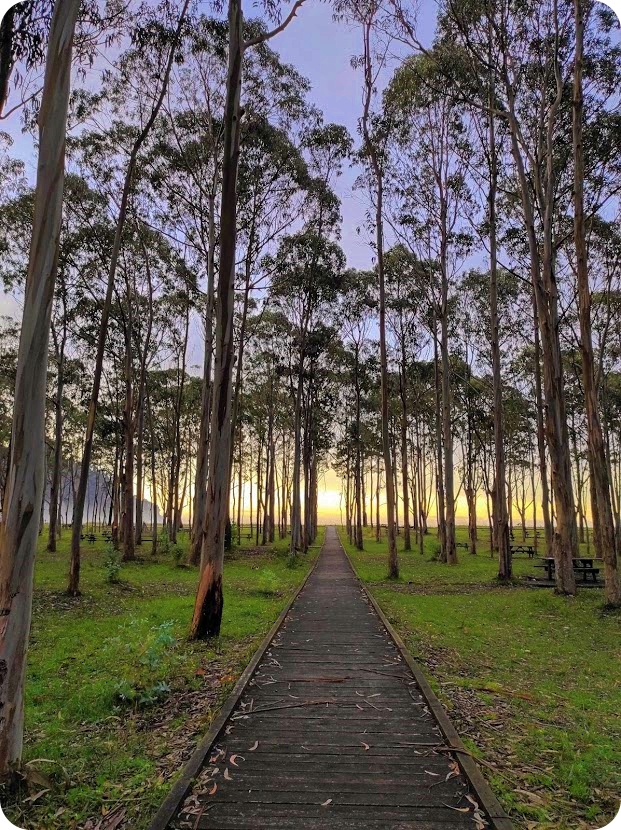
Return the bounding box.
[385,53,473,566]
[384,245,426,552]
[190,0,310,640]
[571,0,621,604]
[0,175,110,550]
[439,36,517,575]
[0,0,80,778]
[460,265,528,566]
[303,325,342,546]
[69,0,191,594]
[269,231,345,554]
[0,320,18,510]
[157,16,313,565]
[153,15,228,563]
[438,0,580,591]
[231,116,311,471]
[337,0,400,578]
[0,0,126,120]
[339,268,376,550]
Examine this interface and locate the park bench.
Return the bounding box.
[456,541,468,550]
[511,544,535,558]
[535,557,601,583]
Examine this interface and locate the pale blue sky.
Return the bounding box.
[276,1,437,268]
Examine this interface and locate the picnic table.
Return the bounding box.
[537,556,601,582]
[511,543,536,558]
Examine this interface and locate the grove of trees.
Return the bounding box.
[0,0,620,782]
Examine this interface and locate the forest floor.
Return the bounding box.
[4,526,321,830]
[340,525,621,830]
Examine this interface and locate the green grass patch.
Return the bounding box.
[341,524,621,829]
[5,526,322,830]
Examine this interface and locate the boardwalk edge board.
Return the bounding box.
[340,537,515,830]
[145,552,320,830]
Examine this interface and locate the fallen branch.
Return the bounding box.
[231,699,337,718]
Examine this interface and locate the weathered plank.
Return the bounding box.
[149,527,513,830]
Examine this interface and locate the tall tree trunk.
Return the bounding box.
[361,16,397,578]
[502,47,576,594]
[399,351,411,552]
[190,0,243,639]
[268,430,275,543]
[531,445,538,554]
[48,317,67,552]
[465,417,477,556]
[433,316,446,559]
[532,297,553,553]
[237,426,243,544]
[135,238,154,547]
[487,66,511,578]
[439,226,456,565]
[113,447,122,550]
[147,389,158,556]
[573,0,620,604]
[122,293,135,562]
[172,306,190,538]
[135,400,145,546]
[256,436,263,547]
[290,353,305,555]
[190,195,216,565]
[0,0,79,776]
[262,421,272,546]
[369,457,374,531]
[375,454,380,542]
[354,350,363,550]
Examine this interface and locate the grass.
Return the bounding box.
[5,525,322,830]
[340,524,621,830]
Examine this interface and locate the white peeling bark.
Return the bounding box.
[0,0,80,776]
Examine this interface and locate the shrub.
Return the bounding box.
[158,530,171,556]
[112,621,178,710]
[103,547,122,583]
[256,568,280,596]
[427,538,442,562]
[171,545,186,568]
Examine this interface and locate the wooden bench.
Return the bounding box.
[573,566,600,583]
[456,541,468,550]
[512,544,535,558]
[536,557,601,583]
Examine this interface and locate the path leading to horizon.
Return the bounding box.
[161,527,511,829]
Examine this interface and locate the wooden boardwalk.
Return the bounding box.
[153,527,512,830]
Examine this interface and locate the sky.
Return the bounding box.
[275,1,437,269]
